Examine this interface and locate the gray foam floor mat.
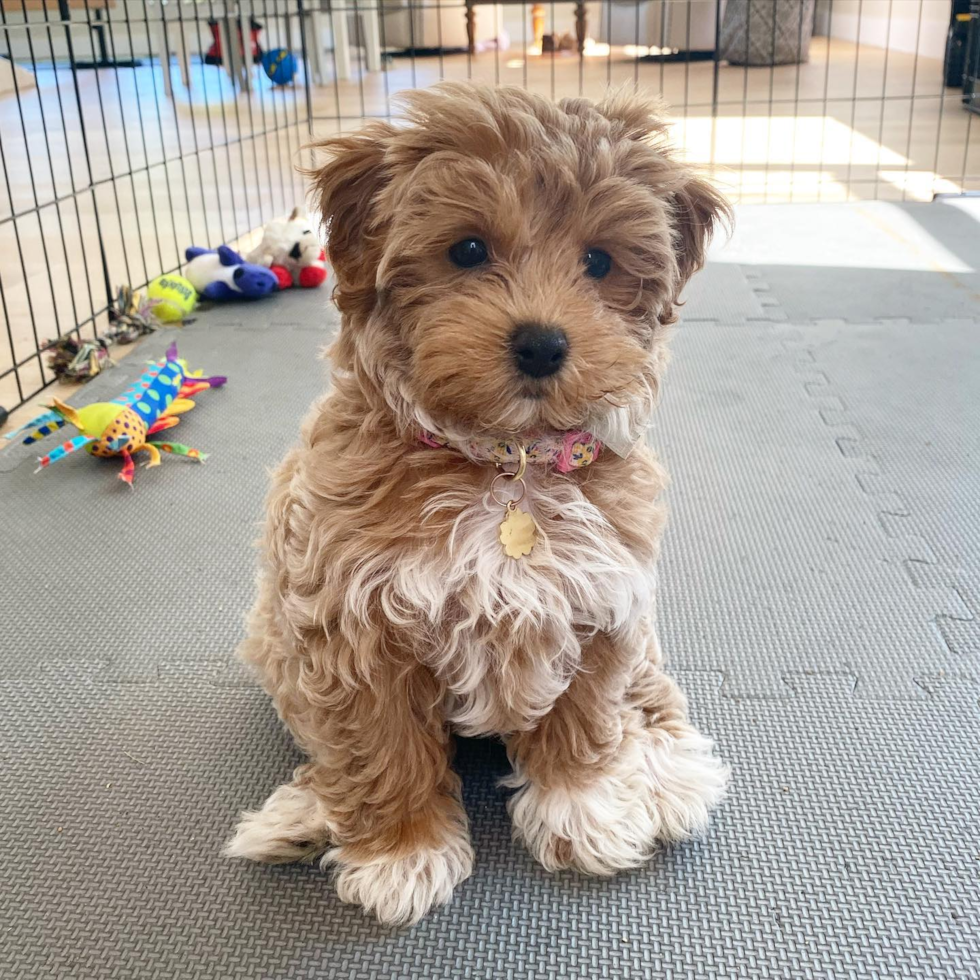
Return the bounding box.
[778,319,980,665]
[3,669,977,980]
[2,203,979,979]
[678,261,769,323]
[0,309,329,684]
[651,319,973,699]
[710,199,980,324]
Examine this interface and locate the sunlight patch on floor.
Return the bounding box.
[670,115,965,204]
[711,200,976,273]
[670,116,910,167]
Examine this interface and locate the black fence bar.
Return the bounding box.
[1,0,978,416]
[0,0,314,415]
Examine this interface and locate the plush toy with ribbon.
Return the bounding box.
[246,208,328,290]
[5,342,226,487]
[185,245,279,301]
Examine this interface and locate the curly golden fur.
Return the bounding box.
[226,84,732,925]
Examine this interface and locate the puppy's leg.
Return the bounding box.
[317,662,472,927]
[506,631,728,875]
[224,576,337,863]
[226,620,472,925]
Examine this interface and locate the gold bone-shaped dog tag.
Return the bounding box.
[499,502,537,559]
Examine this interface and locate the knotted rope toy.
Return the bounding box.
[6,342,226,488]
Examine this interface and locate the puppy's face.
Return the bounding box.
[311,85,729,441]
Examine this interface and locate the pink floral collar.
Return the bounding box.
[419,429,601,473]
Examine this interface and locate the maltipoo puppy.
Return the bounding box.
[226,84,730,925]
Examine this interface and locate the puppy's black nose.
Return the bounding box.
[510,323,569,379]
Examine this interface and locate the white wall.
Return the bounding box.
[814,0,950,59]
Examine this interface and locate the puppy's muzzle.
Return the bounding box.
[510,323,569,379]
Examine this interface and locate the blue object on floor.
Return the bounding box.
[262,48,297,85]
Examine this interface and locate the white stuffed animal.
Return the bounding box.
[246,208,327,289]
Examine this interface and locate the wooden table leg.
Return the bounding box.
[465,1,476,56]
[574,0,586,54]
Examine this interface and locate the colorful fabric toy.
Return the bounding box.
[5,342,226,488]
[246,209,328,290]
[184,245,279,302]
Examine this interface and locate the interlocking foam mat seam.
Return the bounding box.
[2,210,979,978]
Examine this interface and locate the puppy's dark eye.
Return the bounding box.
[584,249,612,279]
[448,238,489,269]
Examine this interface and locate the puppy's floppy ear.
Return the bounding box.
[669,170,731,288]
[304,122,396,317]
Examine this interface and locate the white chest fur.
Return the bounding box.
[342,468,658,735]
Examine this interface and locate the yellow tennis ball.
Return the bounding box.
[147,274,198,322]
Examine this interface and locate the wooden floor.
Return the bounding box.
[1,35,978,415]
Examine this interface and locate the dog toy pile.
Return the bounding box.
[5,342,226,487]
[179,211,327,304]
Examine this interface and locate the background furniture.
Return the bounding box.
[599,0,720,54]
[719,0,815,66]
[150,0,383,94]
[151,1,255,96]
[956,0,979,113]
[308,0,382,82]
[2,0,135,69]
[153,1,193,98]
[464,0,586,55]
[73,2,141,69]
[0,0,109,8]
[378,0,500,52]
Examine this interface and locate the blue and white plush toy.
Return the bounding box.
[184,245,279,301]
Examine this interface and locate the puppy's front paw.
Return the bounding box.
[646,726,729,843]
[325,834,474,927]
[507,727,728,875]
[224,779,334,864]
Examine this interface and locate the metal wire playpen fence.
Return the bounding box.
[1,0,977,415]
